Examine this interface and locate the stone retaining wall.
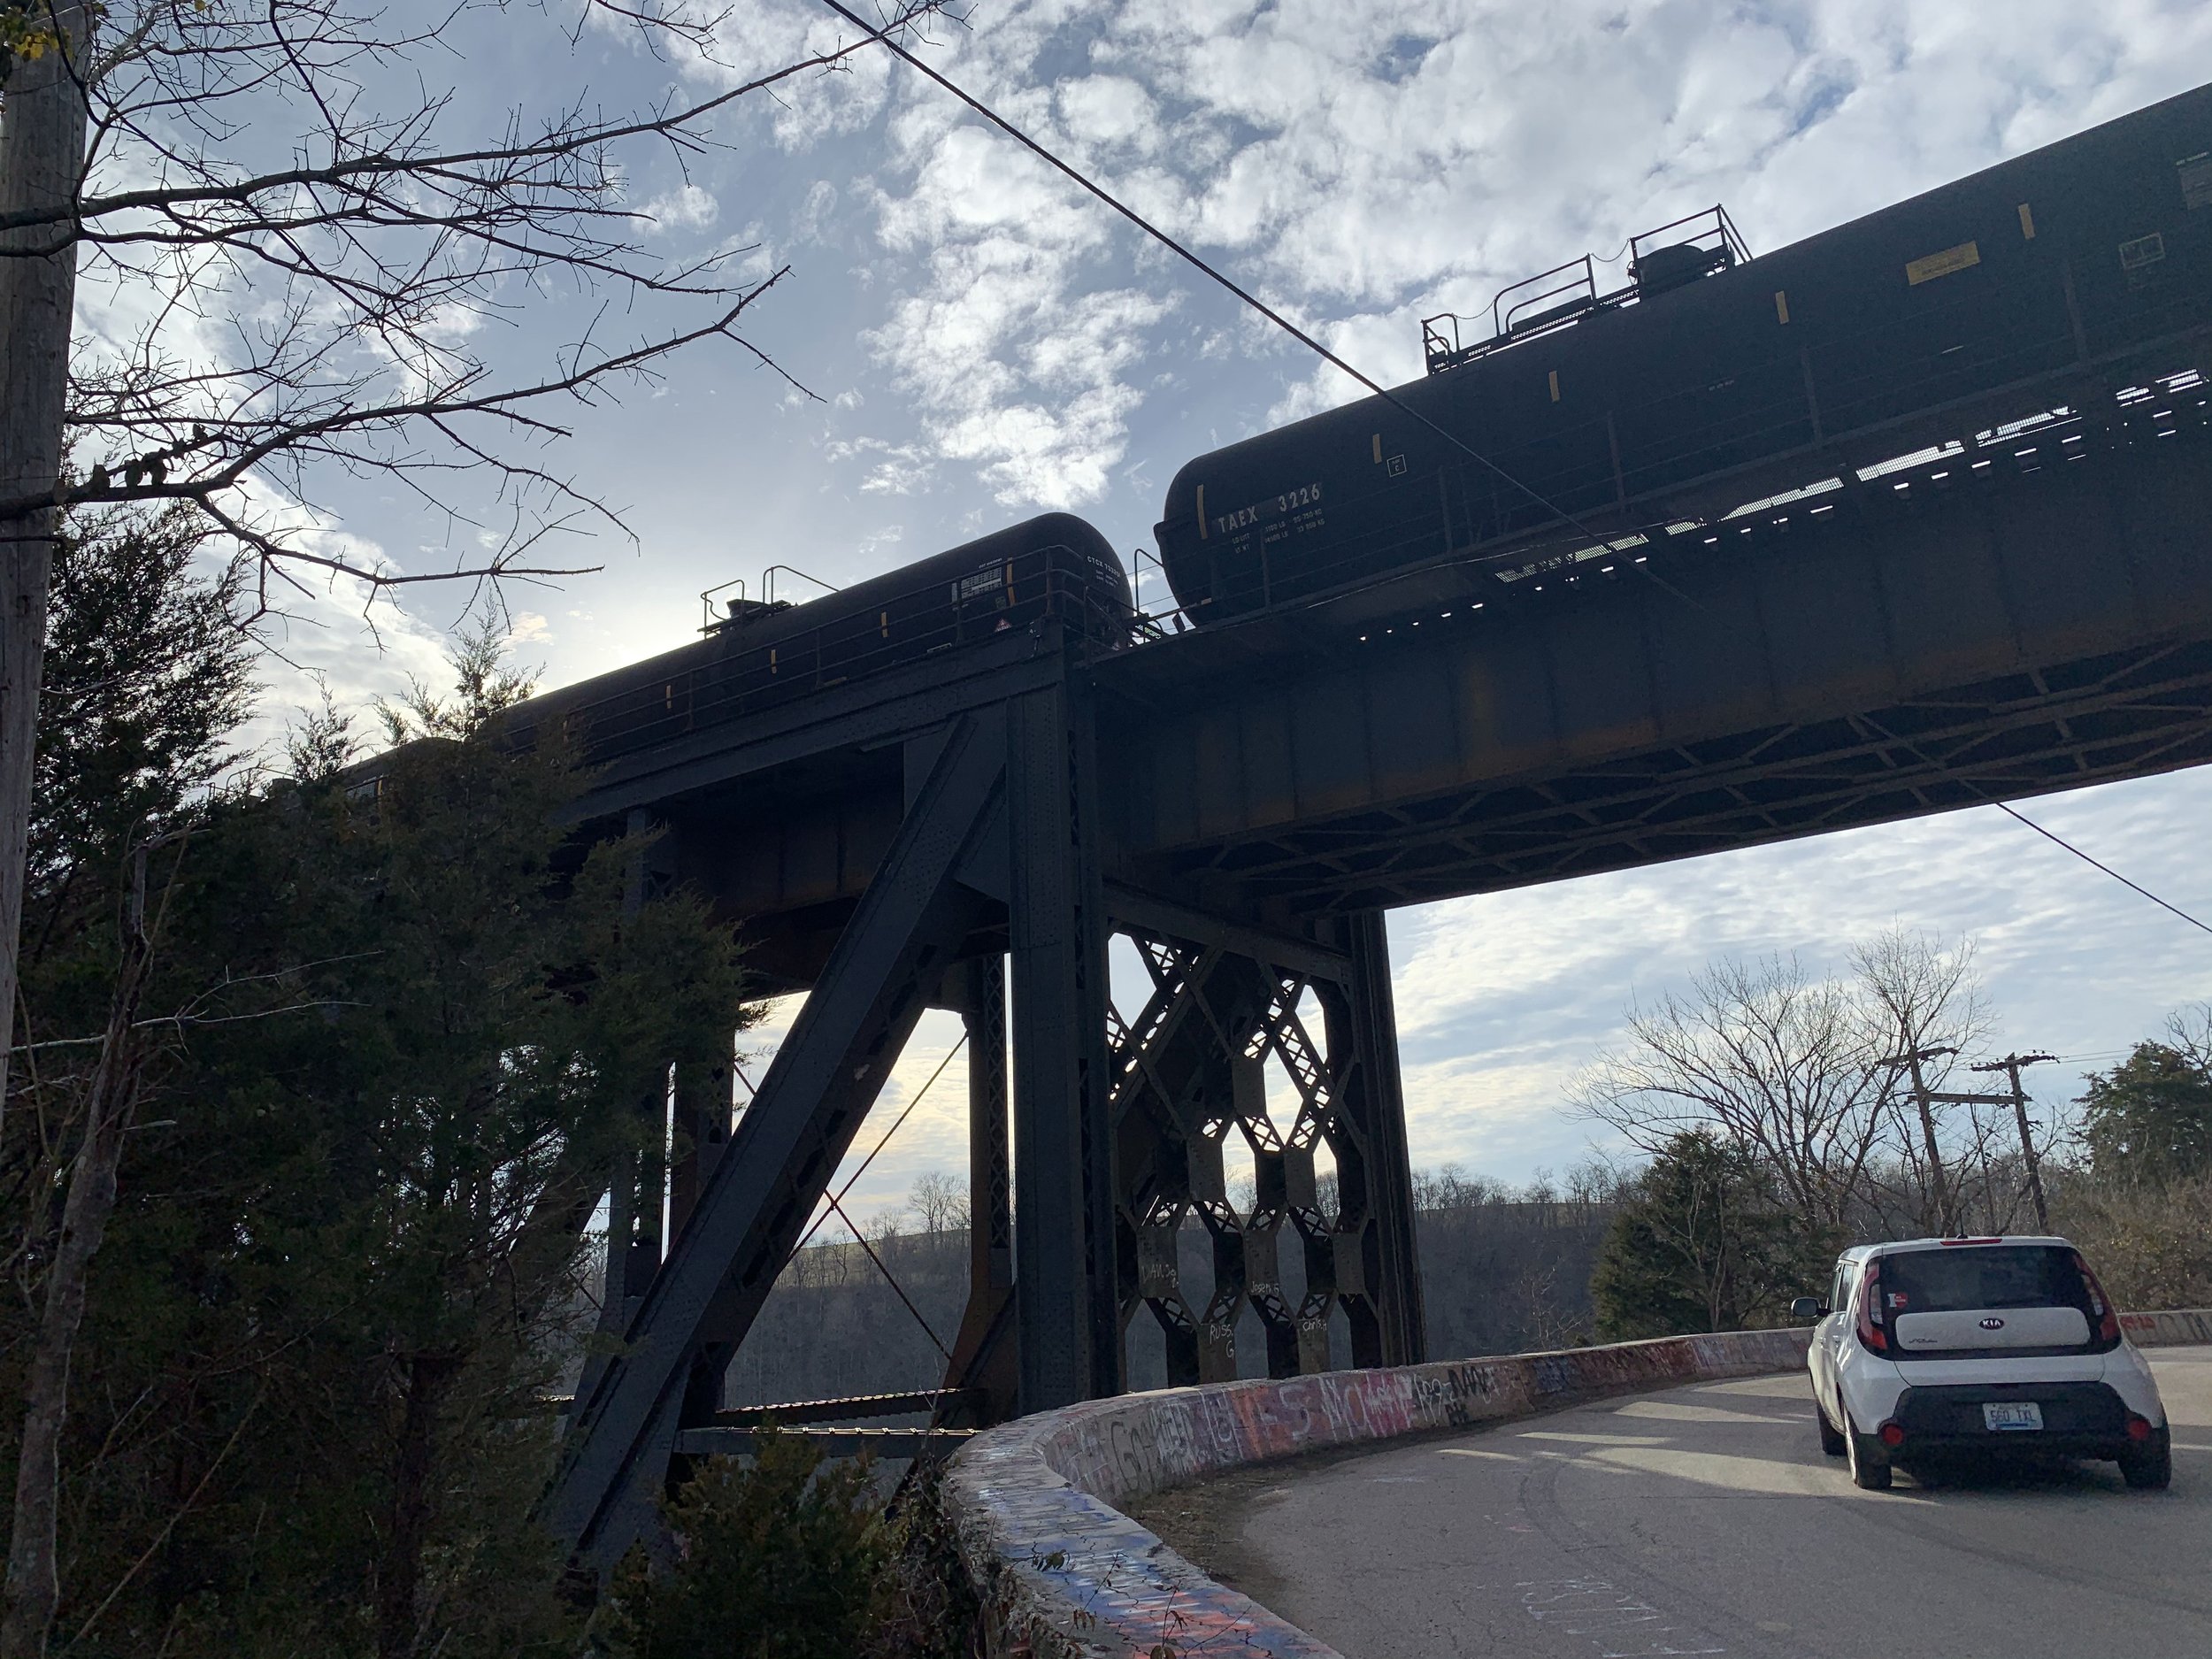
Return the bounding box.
[2123,1308,2212,1347]
[943,1310,2212,1659]
[942,1329,1809,1659]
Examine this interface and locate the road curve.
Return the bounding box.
[1145,1347,2212,1659]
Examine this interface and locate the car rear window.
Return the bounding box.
[1878,1245,2088,1315]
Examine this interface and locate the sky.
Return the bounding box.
[191,1,2212,1219]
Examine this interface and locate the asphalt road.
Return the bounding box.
[1146,1347,2212,1659]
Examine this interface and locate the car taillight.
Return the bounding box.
[2073,1251,2122,1347]
[2126,1415,2154,1443]
[1879,1422,1907,1448]
[1855,1258,1887,1353]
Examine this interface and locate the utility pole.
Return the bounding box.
[0,2,93,1128]
[1970,1052,2059,1233]
[1891,1044,1959,1236]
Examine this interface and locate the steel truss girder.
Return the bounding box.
[541,707,1009,1567]
[1183,642,2212,909]
[1107,425,2212,915]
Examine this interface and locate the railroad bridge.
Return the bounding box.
[532,362,2212,1567]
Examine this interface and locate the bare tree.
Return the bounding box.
[908,1169,968,1235]
[0,833,159,1659]
[2163,1002,2212,1074]
[0,0,949,1114]
[1852,929,1990,1233]
[1573,934,1993,1235]
[2,0,91,1125]
[1571,955,1895,1230]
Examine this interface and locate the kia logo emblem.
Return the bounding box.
[1979,1317,2006,1331]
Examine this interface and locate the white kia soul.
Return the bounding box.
[1795,1236,2170,1491]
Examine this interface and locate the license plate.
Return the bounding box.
[1983,1402,2044,1432]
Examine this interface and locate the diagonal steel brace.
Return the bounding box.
[541,707,1009,1567]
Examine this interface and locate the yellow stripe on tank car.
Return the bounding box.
[1906,241,1980,286]
[1196,483,1207,539]
[1371,433,1382,463]
[1548,369,1561,403]
[2018,203,2036,240]
[1774,289,1790,325]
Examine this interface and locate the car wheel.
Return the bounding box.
[1816,1396,1847,1457]
[2119,1430,2172,1491]
[1846,1416,1893,1491]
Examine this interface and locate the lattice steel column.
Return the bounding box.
[1250,979,1340,1376]
[1108,936,1214,1385]
[1319,910,1426,1365]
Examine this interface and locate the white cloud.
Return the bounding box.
[750,1,2212,517]
[643,182,720,232]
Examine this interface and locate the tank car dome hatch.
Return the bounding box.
[1629,236,1737,299]
[713,596,793,631]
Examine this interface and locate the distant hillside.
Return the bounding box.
[717,1195,1616,1409]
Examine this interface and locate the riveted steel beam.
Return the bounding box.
[1099,425,2212,915]
[1006,678,1121,1408]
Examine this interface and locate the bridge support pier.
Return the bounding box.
[1006,681,1122,1409]
[542,642,1427,1571]
[1106,907,1425,1388]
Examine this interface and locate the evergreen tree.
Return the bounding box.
[17,499,252,1032]
[1591,1130,1817,1340]
[6,631,749,1658]
[603,1430,890,1659]
[2078,1040,2212,1186]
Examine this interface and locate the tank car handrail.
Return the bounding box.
[1421,204,1752,375]
[761,564,841,605]
[1496,253,1601,339]
[699,576,748,634]
[1628,203,1752,270]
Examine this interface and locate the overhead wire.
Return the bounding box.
[818,1185,954,1363]
[1855,712,2212,941]
[730,1033,972,1371]
[1993,801,2212,938]
[771,1030,968,1260]
[816,0,1631,563]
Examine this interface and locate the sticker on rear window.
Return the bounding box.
[2179,152,2212,211]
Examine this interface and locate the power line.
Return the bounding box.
[817,1185,953,1363]
[1994,801,2212,938]
[818,0,1624,561]
[1855,713,2212,941]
